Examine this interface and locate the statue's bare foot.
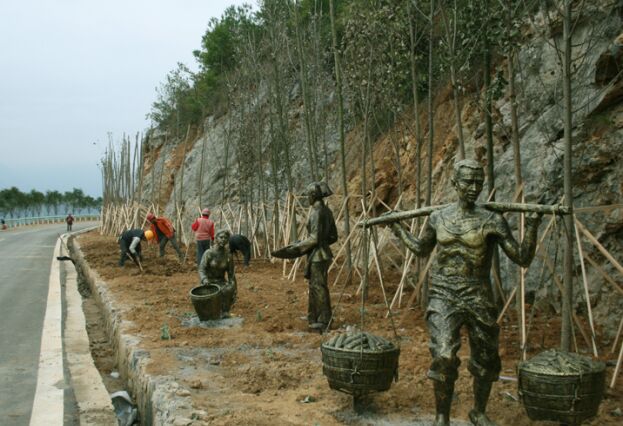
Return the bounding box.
[469,409,498,426]
[432,414,449,426]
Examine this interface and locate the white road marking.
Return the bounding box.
[3,256,48,259]
[29,239,64,425]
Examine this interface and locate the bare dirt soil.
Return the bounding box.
[77,231,622,425]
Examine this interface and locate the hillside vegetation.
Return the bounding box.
[102,0,623,340]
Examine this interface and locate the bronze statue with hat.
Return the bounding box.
[272,182,339,332]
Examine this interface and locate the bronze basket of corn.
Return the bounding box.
[321,331,400,395]
[518,349,605,426]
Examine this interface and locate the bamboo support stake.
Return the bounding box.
[275,199,283,247]
[612,316,623,354]
[370,236,389,310]
[280,193,292,245]
[236,204,243,234]
[494,254,593,351]
[396,254,435,324]
[573,218,599,356]
[220,207,234,234]
[332,232,364,288]
[497,287,518,324]
[250,208,262,259]
[611,337,623,389]
[496,212,557,324]
[393,216,430,309]
[260,204,271,256]
[287,257,302,281]
[584,254,623,297]
[226,203,237,229]
[343,235,364,285]
[538,250,593,349]
[575,218,623,276]
[492,265,506,305]
[334,195,349,225]
[575,204,623,213]
[328,211,368,272]
[355,209,386,297]
[282,196,292,245]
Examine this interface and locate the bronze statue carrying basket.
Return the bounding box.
[321,331,400,396]
[518,349,606,425]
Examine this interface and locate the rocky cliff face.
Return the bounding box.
[140,3,623,338]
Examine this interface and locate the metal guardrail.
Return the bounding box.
[1,214,101,229]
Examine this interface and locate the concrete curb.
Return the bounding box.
[62,233,117,425]
[69,236,195,425]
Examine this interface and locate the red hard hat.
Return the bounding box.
[146,213,156,222]
[201,208,210,217]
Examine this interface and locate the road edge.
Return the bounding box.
[29,238,65,425]
[62,231,117,425]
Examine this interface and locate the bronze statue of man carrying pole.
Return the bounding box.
[367,159,566,426]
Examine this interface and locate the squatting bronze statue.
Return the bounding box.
[199,229,237,317]
[377,160,547,426]
[272,182,338,332]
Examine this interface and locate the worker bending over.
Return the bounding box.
[146,213,184,261]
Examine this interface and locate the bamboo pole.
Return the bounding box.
[332,232,364,288]
[611,337,623,389]
[496,213,556,323]
[236,204,244,234]
[220,206,234,233]
[573,218,599,356]
[575,218,623,276]
[496,287,518,324]
[584,254,623,297]
[355,199,386,296]
[392,215,430,310]
[537,250,593,349]
[328,209,369,272]
[612,316,623,354]
[397,254,435,324]
[575,204,623,213]
[361,201,569,227]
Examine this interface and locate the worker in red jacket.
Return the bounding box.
[191,208,215,266]
[146,213,184,261]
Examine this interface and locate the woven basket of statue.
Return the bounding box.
[321,331,400,395]
[518,349,606,425]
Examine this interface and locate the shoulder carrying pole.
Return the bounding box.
[360,202,570,228]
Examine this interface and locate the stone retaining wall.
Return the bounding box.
[70,237,197,426]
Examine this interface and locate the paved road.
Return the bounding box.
[0,222,98,425]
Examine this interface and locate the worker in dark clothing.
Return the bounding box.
[66,213,75,231]
[118,229,154,267]
[229,234,251,266]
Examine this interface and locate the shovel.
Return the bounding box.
[126,252,144,273]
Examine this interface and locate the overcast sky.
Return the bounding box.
[0,0,249,197]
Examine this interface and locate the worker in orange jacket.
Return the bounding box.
[146,213,184,261]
